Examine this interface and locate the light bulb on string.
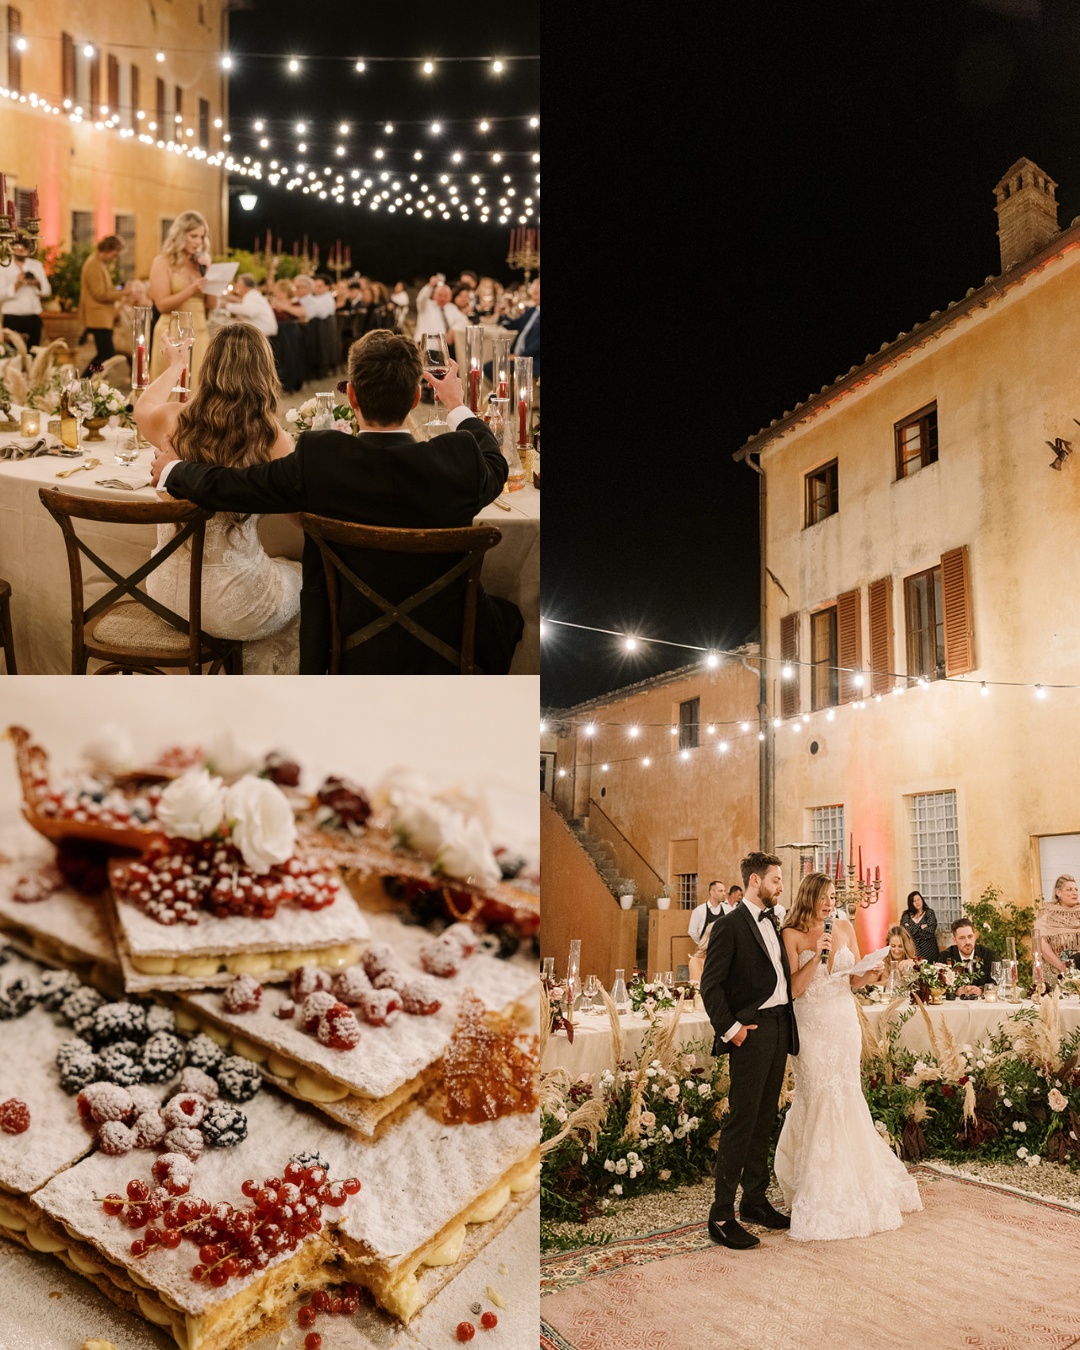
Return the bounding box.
[981,682,989,696]
[772,717,781,729]
[719,740,730,753]
[740,721,750,733]
[221,55,233,70]
[758,732,766,742]
[155,49,164,62]
[706,724,716,735]
[705,652,719,668]
[582,723,596,737]
[781,664,793,680]
[1036,684,1048,700]
[422,60,435,74]
[624,636,638,652]
[627,725,640,739]
[826,710,836,721]
[479,120,490,132]
[853,672,865,688]
[601,763,610,772]
[492,60,504,73]
[642,757,651,767]
[680,750,690,761]
[287,57,300,73]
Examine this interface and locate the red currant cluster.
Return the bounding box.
[456,1312,499,1340]
[119,839,339,927]
[98,1160,360,1288]
[296,1282,362,1335]
[12,863,62,904]
[37,783,162,831]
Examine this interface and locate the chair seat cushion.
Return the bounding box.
[90,602,192,653]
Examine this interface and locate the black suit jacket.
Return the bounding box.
[700,904,799,1057]
[163,419,522,674]
[942,944,995,985]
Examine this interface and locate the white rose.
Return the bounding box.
[83,723,136,775]
[603,1159,615,1173]
[611,1184,622,1196]
[615,1159,628,1175]
[392,793,453,857]
[206,730,261,780]
[1027,1154,1041,1166]
[286,408,299,423]
[658,1169,671,1181]
[157,768,227,840]
[639,1112,656,1129]
[664,1084,680,1102]
[1049,1088,1068,1112]
[225,775,297,873]
[1017,1146,1028,1158]
[434,814,502,887]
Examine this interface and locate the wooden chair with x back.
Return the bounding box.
[38,487,243,675]
[298,513,502,674]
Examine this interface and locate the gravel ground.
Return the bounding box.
[543,1161,1080,1251]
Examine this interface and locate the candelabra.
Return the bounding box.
[834,860,882,918]
[506,227,540,286]
[0,212,41,267]
[327,256,348,285]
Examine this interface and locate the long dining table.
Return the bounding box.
[0,421,539,675]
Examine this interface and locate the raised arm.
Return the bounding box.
[148,255,205,315]
[135,338,187,449]
[423,360,508,506]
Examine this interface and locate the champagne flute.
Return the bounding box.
[541,956,554,983]
[420,330,451,433]
[167,311,195,398]
[67,377,95,453]
[583,973,599,1013]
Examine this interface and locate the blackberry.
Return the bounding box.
[404,885,446,928]
[289,1149,330,1172]
[201,1100,248,1148]
[0,976,41,1017]
[140,1031,185,1083]
[71,1013,98,1041]
[145,1005,177,1036]
[487,923,521,960]
[107,1039,143,1061]
[215,1055,261,1102]
[37,970,81,1012]
[91,1001,148,1047]
[184,1033,225,1076]
[497,852,528,881]
[59,986,105,1026]
[56,1038,102,1093]
[98,1044,143,1086]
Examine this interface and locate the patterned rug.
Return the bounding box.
[541,1166,1080,1350]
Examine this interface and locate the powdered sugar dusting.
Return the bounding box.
[184,911,536,1100]
[0,866,117,966]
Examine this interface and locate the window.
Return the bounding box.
[780,613,799,717]
[1036,834,1080,907]
[540,753,555,798]
[895,403,938,479]
[811,805,845,875]
[675,873,698,909]
[678,698,699,750]
[71,210,94,250]
[89,46,100,111]
[810,606,838,710]
[905,566,944,679]
[114,213,136,280]
[910,790,961,925]
[107,54,119,115]
[805,459,838,526]
[6,7,22,94]
[837,588,862,703]
[199,98,210,150]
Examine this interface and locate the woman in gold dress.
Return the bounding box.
[1035,874,1080,976]
[147,210,216,384]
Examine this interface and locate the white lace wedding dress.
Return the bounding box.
[146,516,302,674]
[774,945,922,1240]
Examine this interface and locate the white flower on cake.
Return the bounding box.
[226,775,297,873]
[434,814,501,887]
[157,769,227,839]
[206,730,262,780]
[392,793,454,857]
[82,723,136,775]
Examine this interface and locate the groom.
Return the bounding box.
[700,850,798,1249]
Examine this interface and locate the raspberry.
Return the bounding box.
[131,1111,168,1148]
[91,1002,148,1047]
[37,969,81,1011]
[330,967,371,1006]
[98,1120,135,1154]
[300,991,337,1032]
[480,1311,498,1329]
[397,976,442,1016]
[163,1125,204,1160]
[98,1045,143,1087]
[315,774,371,825]
[56,1038,102,1094]
[184,1034,225,1076]
[222,973,262,1015]
[361,943,398,985]
[59,986,105,1026]
[177,1067,219,1100]
[216,1056,261,1103]
[442,922,479,957]
[201,1100,248,1148]
[12,863,62,903]
[79,1082,135,1124]
[0,1098,30,1133]
[419,934,461,978]
[356,989,402,1027]
[317,1003,361,1051]
[126,1085,162,1116]
[291,966,332,1001]
[162,1093,208,1129]
[152,1152,194,1186]
[140,1031,186,1083]
[456,1323,475,1342]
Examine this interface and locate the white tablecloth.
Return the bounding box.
[543,1006,716,1082]
[861,996,1080,1056]
[0,424,539,674]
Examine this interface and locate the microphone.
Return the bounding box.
[821,914,833,964]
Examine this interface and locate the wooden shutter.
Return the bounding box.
[130,63,140,119]
[868,576,894,695]
[107,54,119,113]
[837,588,862,703]
[941,545,974,675]
[7,7,21,94]
[61,33,75,102]
[156,76,165,130]
[89,48,100,111]
[780,613,799,717]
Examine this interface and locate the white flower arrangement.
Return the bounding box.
[285,396,358,436]
[154,768,297,874]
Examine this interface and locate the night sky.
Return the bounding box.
[224,0,539,283]
[542,0,1080,709]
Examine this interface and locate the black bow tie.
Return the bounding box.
[758,909,779,931]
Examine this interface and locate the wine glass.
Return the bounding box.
[991,961,1003,990]
[66,377,95,452]
[167,312,195,397]
[420,331,451,433]
[541,956,554,983]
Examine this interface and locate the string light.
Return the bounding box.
[287,57,300,72]
[422,60,435,74]
[355,60,366,72]
[628,726,640,739]
[642,757,651,767]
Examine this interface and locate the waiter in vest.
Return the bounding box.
[689,880,731,944]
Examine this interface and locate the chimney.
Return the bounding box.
[993,157,1059,273]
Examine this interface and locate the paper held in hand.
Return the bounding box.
[833,945,890,978]
[202,261,239,296]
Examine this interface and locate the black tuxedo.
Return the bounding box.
[942,944,995,985]
[163,420,523,674]
[701,902,797,1221]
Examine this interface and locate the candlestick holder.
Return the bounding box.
[463,326,485,413]
[490,335,512,402]
[834,859,883,919]
[506,243,541,286]
[327,256,348,285]
[513,354,534,451]
[0,213,41,267]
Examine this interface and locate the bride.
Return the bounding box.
[775,871,922,1240]
[134,323,302,673]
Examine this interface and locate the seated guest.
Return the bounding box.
[446,282,472,359]
[78,235,124,373]
[942,918,995,991]
[900,889,939,962]
[1035,874,1080,976]
[882,925,917,984]
[134,324,302,673]
[416,280,454,337]
[293,273,336,321]
[223,273,278,337]
[151,330,523,675]
[269,279,307,323]
[500,275,540,375]
[688,881,730,944]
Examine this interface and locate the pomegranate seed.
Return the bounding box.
[481,1311,498,1329]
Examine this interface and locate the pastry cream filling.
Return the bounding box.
[130,943,364,977]
[0,1202,28,1231]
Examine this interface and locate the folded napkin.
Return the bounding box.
[0,437,49,460]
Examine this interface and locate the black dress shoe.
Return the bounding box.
[739,1200,791,1229]
[707,1215,760,1249]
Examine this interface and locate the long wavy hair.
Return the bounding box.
[161,210,210,268]
[782,871,835,933]
[171,325,281,529]
[886,925,916,960]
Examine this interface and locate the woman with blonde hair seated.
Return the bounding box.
[882,925,917,988]
[134,323,301,672]
[147,210,217,383]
